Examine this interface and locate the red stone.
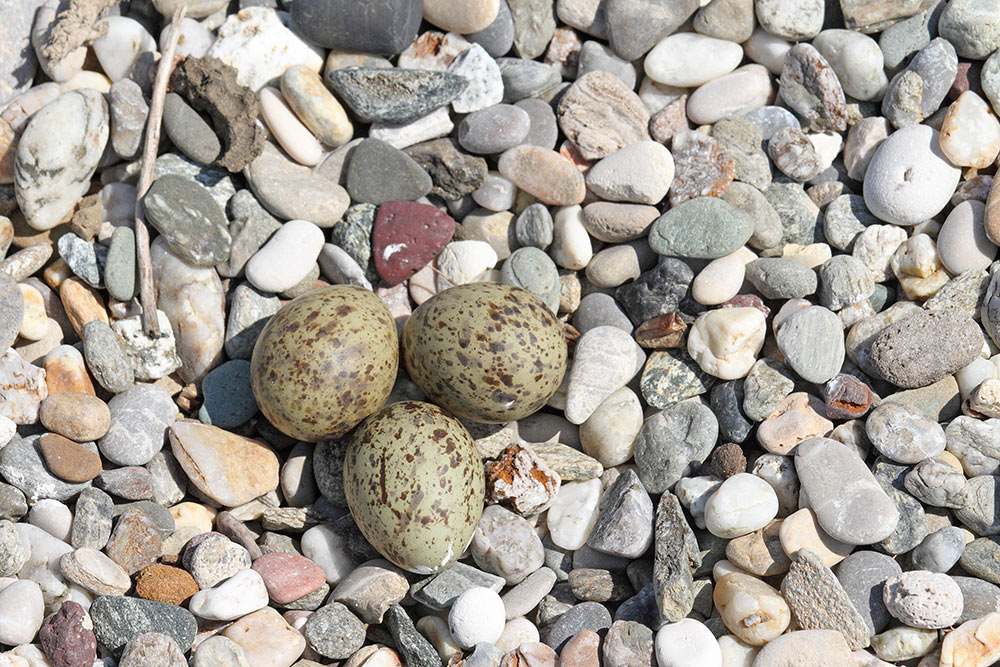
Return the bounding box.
[720,293,771,318]
[39,601,97,667]
[372,201,455,286]
[252,552,327,604]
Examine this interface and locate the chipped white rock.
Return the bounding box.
[546,479,602,551]
[852,225,908,282]
[206,7,323,91]
[580,386,643,467]
[15,89,108,231]
[435,240,499,291]
[0,580,43,646]
[189,568,270,622]
[940,91,1000,169]
[91,16,157,83]
[370,107,454,150]
[584,140,674,205]
[111,310,183,381]
[703,473,779,539]
[448,44,504,113]
[644,33,743,87]
[890,233,950,300]
[301,524,355,585]
[687,307,766,380]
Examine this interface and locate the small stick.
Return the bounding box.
[134,5,186,338]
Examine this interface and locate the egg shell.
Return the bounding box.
[250,285,398,442]
[344,401,485,574]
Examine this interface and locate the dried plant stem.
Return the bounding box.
[134,5,186,338]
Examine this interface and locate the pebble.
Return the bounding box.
[863,124,961,226]
[557,71,649,161]
[687,65,772,125]
[775,306,845,384]
[245,143,349,226]
[704,473,778,539]
[754,630,853,667]
[654,618,721,667]
[687,307,765,380]
[870,310,982,389]
[245,219,324,294]
[882,38,957,129]
[644,33,742,87]
[883,571,963,629]
[498,146,585,206]
[649,197,753,259]
[98,383,177,467]
[866,402,946,463]
[939,200,997,275]
[780,44,847,133]
[15,89,108,231]
[585,141,673,206]
[795,437,899,545]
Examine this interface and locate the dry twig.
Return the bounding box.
[134,5,186,338]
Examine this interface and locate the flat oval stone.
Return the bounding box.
[812,29,888,102]
[39,433,102,483]
[15,89,109,231]
[258,87,324,167]
[458,105,531,155]
[498,146,585,206]
[245,143,349,226]
[869,310,982,389]
[144,175,231,267]
[649,197,753,259]
[162,93,221,166]
[686,65,772,125]
[794,437,900,546]
[644,33,743,87]
[938,200,997,274]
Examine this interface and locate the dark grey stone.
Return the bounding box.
[144,175,231,267]
[543,601,613,652]
[954,575,1000,624]
[162,93,221,166]
[872,458,927,555]
[652,492,700,624]
[72,487,114,550]
[409,561,506,610]
[912,526,967,573]
[83,321,134,394]
[745,258,818,299]
[497,58,562,102]
[383,605,439,667]
[289,0,422,54]
[345,138,432,205]
[405,139,488,202]
[710,381,752,443]
[615,258,702,326]
[634,400,718,494]
[458,104,531,154]
[588,470,654,559]
[604,0,699,61]
[0,434,91,504]
[834,550,901,636]
[57,232,107,289]
[325,68,468,125]
[467,0,516,57]
[198,360,258,429]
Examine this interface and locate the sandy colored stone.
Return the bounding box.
[557,71,650,161]
[757,393,833,455]
[779,508,854,567]
[726,519,791,576]
[169,421,279,507]
[714,572,791,646]
[43,346,96,396]
[222,607,306,667]
[939,612,1000,667]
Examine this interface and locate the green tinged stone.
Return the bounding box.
[648,197,752,259]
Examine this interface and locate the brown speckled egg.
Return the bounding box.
[402,283,567,423]
[343,401,485,574]
[250,285,398,442]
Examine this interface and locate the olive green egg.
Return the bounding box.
[402,282,568,423]
[343,401,485,574]
[250,285,398,442]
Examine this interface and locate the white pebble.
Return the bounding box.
[551,205,594,270]
[0,580,43,646]
[91,17,156,82]
[27,499,72,543]
[259,87,324,167]
[644,33,743,87]
[189,569,269,621]
[546,479,602,551]
[448,587,506,650]
[655,618,722,667]
[704,473,779,539]
[301,524,355,585]
[937,199,997,274]
[939,91,1000,169]
[687,308,766,380]
[435,240,499,291]
[863,124,962,226]
[245,219,325,293]
[692,247,756,306]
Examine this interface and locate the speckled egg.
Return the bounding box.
[344,401,485,574]
[250,285,398,442]
[402,283,567,423]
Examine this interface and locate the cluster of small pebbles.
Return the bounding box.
[7,0,1000,666]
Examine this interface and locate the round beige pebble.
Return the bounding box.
[258,87,324,167]
[38,392,111,441]
[692,247,756,306]
[580,386,643,467]
[499,146,586,206]
[18,283,47,341]
[423,0,500,33]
